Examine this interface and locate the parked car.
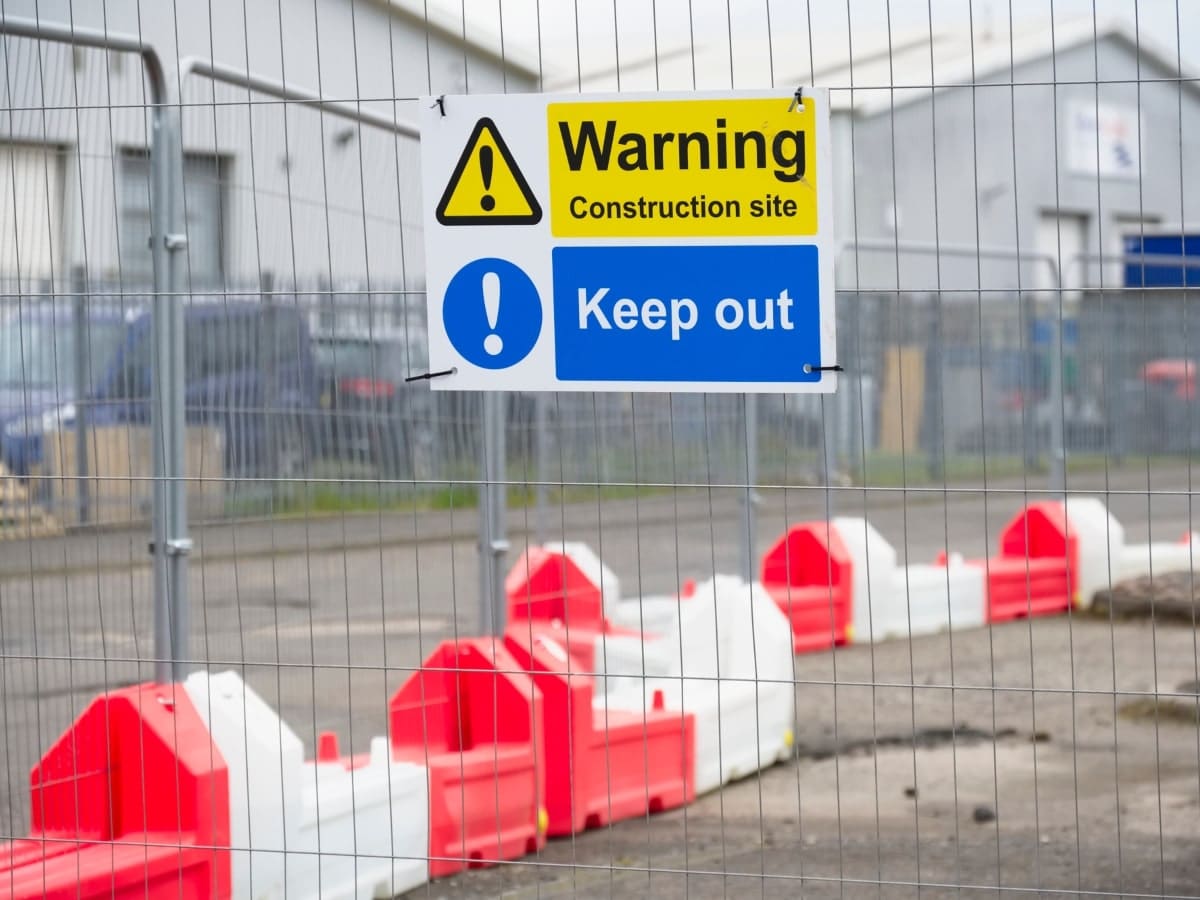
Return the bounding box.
[311,329,434,477]
[0,298,319,483]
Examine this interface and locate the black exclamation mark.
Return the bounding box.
[479,145,495,212]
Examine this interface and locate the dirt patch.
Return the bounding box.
[1091,570,1200,623]
[1119,696,1200,725]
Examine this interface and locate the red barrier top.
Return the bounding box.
[2,682,231,900]
[505,546,605,629]
[999,500,1074,562]
[760,521,851,592]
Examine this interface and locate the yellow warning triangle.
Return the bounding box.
[436,117,542,226]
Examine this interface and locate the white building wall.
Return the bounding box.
[0,0,536,289]
[836,34,1200,294]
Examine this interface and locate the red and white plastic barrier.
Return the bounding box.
[1058,496,1198,608]
[506,542,646,673]
[0,682,232,900]
[834,517,986,641]
[185,671,429,899]
[0,673,430,900]
[388,638,548,879]
[595,574,796,795]
[503,629,694,836]
[504,545,795,796]
[759,522,854,652]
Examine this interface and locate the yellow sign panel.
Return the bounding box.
[437,117,542,225]
[547,97,817,238]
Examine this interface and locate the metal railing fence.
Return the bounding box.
[0,3,1198,898]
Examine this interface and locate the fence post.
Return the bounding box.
[479,391,508,635]
[70,265,90,526]
[155,104,192,682]
[0,13,186,684]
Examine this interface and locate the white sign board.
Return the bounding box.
[418,90,837,393]
[1066,101,1141,180]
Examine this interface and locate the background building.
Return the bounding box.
[0,0,537,295]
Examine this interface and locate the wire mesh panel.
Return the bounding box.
[0,2,1198,899]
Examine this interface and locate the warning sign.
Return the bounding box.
[419,89,837,394]
[547,97,817,238]
[436,117,542,226]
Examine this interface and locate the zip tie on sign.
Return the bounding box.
[405,367,457,383]
[432,95,446,117]
[788,86,804,112]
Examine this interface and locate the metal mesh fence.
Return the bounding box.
[1,2,1198,899]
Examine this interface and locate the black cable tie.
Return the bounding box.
[804,363,844,373]
[431,95,446,117]
[405,367,457,383]
[788,86,804,112]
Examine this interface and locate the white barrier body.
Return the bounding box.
[185,671,429,900]
[606,593,682,634]
[835,518,985,640]
[894,559,987,637]
[1119,534,1200,584]
[1062,497,1198,607]
[591,629,676,697]
[292,738,428,900]
[598,575,795,794]
[835,517,900,642]
[1062,497,1125,609]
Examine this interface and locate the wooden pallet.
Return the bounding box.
[0,464,63,540]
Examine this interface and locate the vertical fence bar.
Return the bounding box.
[479,390,507,635]
[1047,304,1066,493]
[261,269,278,494]
[740,393,757,581]
[534,391,549,544]
[70,264,90,526]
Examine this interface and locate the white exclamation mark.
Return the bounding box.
[482,271,503,355]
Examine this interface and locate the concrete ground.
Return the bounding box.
[413,617,1200,898]
[1,463,1198,896]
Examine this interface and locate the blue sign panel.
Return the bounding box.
[1123,233,1200,288]
[551,244,821,383]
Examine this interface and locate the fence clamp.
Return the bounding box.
[489,539,510,556]
[148,538,194,557]
[165,233,188,251]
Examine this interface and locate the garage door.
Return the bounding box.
[0,143,63,284]
[120,151,223,286]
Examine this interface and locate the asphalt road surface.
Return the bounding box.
[1,463,1197,896]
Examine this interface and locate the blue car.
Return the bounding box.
[0,298,319,483]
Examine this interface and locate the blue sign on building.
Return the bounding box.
[1123,233,1200,288]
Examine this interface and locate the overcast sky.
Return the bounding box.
[473,0,1197,88]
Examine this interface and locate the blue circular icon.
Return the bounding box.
[443,257,542,370]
